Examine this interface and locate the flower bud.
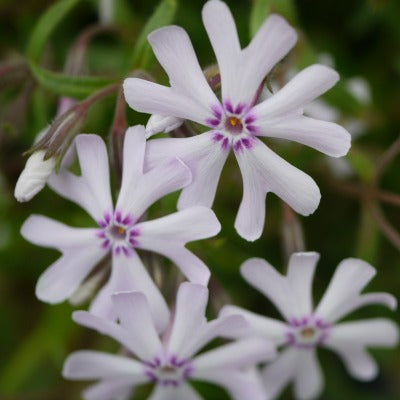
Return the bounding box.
[14,150,56,202]
[145,114,183,138]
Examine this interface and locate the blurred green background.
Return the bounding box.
[0,0,400,399]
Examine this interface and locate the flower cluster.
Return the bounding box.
[16,1,398,400]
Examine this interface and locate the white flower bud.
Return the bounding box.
[14,150,56,202]
[145,114,183,138]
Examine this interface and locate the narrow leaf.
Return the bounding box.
[129,0,177,70]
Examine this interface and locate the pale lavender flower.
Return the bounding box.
[221,252,399,400]
[63,282,275,400]
[123,0,351,241]
[21,126,221,331]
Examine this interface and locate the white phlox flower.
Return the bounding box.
[63,282,276,400]
[221,252,399,400]
[21,126,221,331]
[123,0,351,241]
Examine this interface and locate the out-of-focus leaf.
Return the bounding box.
[27,0,81,62]
[346,147,375,183]
[27,0,116,98]
[128,0,177,70]
[355,203,379,263]
[30,63,115,99]
[250,0,297,35]
[250,0,270,38]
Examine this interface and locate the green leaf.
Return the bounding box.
[30,62,116,99]
[250,0,297,37]
[27,0,116,98]
[346,147,375,184]
[27,0,81,62]
[129,0,177,70]
[355,203,379,263]
[250,0,270,38]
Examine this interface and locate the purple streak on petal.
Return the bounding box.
[115,211,122,224]
[145,371,157,382]
[233,140,243,152]
[241,138,253,149]
[235,103,245,114]
[222,137,229,150]
[122,214,134,225]
[101,240,110,249]
[244,114,256,124]
[129,228,140,237]
[122,246,133,257]
[246,124,258,134]
[211,104,223,119]
[114,246,121,256]
[223,100,234,114]
[212,132,224,142]
[96,231,106,239]
[206,118,221,128]
[104,212,112,224]
[98,220,107,228]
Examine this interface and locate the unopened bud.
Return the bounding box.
[146,114,183,138]
[14,150,56,202]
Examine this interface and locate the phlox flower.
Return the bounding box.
[221,252,399,400]
[63,282,276,400]
[21,126,220,331]
[123,0,351,241]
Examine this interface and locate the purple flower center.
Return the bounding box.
[144,355,193,387]
[96,210,140,256]
[224,116,243,134]
[286,315,330,349]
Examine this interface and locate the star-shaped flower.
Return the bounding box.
[63,283,275,400]
[221,252,399,399]
[21,126,220,331]
[123,0,351,241]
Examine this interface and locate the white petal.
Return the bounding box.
[192,337,276,371]
[182,314,247,359]
[117,157,192,219]
[219,305,288,344]
[148,26,219,109]
[49,134,113,221]
[238,14,298,106]
[21,215,99,250]
[145,132,229,209]
[14,150,56,202]
[315,258,397,323]
[83,379,134,400]
[258,116,351,157]
[72,310,160,362]
[326,344,378,381]
[253,65,340,122]
[148,384,203,400]
[286,252,319,318]
[193,369,267,400]
[201,0,241,102]
[293,350,324,400]
[203,1,297,106]
[167,283,208,358]
[261,347,298,400]
[62,351,144,380]
[240,258,296,320]
[326,318,399,348]
[146,114,183,138]
[134,207,220,285]
[35,245,105,304]
[111,291,163,356]
[90,252,170,333]
[123,78,213,126]
[117,126,146,209]
[234,138,320,241]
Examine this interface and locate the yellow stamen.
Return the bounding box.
[229,117,239,126]
[118,227,125,234]
[300,327,315,338]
